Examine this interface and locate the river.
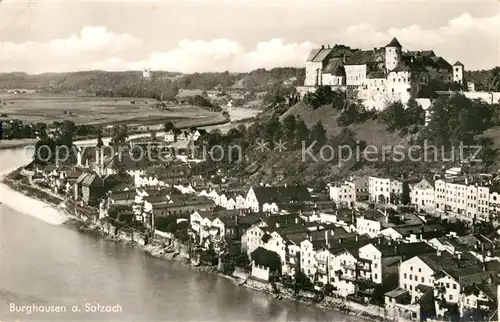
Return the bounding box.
[0,148,364,322]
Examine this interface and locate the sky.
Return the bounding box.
[1,0,499,74]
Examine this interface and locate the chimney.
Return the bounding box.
[437,249,441,256]
[327,44,330,49]
[325,230,329,247]
[457,252,461,260]
[321,45,324,49]
[355,234,359,242]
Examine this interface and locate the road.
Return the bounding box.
[75,107,260,147]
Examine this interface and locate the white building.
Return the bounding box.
[298,37,458,111]
[452,61,464,85]
[411,178,435,212]
[329,181,356,208]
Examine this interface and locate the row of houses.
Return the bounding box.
[186,196,500,321]
[329,172,500,225]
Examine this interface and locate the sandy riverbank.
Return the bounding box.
[0,180,68,225]
[0,167,68,225]
[0,138,38,150]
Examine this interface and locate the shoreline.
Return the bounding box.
[1,171,384,322]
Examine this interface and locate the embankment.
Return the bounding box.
[0,179,68,225]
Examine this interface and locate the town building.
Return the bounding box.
[411,178,435,212]
[328,181,356,208]
[244,186,312,213]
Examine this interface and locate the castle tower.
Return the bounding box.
[453,61,464,85]
[384,37,402,72]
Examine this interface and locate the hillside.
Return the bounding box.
[0,68,305,93]
[280,101,410,147]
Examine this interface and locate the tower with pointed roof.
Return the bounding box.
[95,127,104,176]
[384,37,402,72]
[453,61,464,85]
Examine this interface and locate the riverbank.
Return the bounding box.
[0,168,68,225]
[1,170,384,322]
[0,138,38,150]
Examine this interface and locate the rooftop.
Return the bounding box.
[385,37,402,48]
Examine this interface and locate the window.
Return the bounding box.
[421,277,425,283]
[452,284,457,290]
[449,294,453,300]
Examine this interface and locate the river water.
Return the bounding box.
[0,148,364,322]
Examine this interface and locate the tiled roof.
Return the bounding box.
[391,62,411,72]
[345,50,378,65]
[376,241,435,258]
[385,288,409,298]
[313,48,334,62]
[431,56,452,70]
[252,186,312,204]
[323,58,345,76]
[367,71,386,79]
[78,172,103,187]
[306,49,322,62]
[385,37,402,48]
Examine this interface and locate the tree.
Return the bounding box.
[58,120,76,147]
[310,121,327,152]
[293,270,312,295]
[406,98,426,126]
[294,118,310,148]
[110,125,128,147]
[401,181,411,205]
[426,98,450,149]
[263,117,281,148]
[282,114,297,143]
[164,121,174,132]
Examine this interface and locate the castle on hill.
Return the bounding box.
[297,37,465,110]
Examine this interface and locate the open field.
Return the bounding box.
[0,94,221,126]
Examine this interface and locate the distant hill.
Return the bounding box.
[280,101,410,147]
[0,68,305,94]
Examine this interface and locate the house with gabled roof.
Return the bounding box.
[245,185,312,213]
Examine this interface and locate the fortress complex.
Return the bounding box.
[297,37,465,110]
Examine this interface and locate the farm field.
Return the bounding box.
[0,94,221,126]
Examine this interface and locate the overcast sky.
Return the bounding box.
[1,0,499,74]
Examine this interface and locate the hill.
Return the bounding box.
[280,101,410,147]
[0,68,305,94]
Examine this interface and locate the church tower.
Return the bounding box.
[384,37,402,72]
[453,61,464,85]
[95,128,104,176]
